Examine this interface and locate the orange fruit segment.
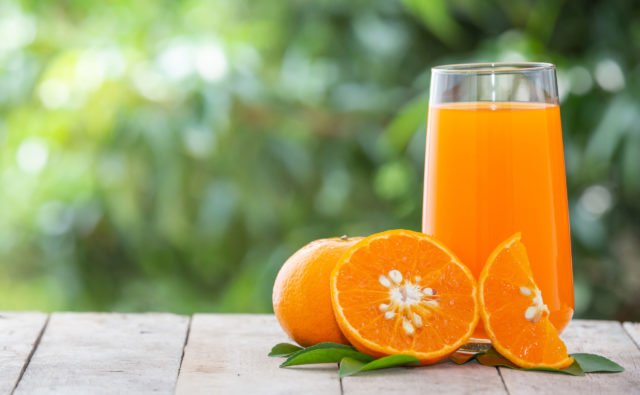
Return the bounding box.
[479,233,574,369]
[330,229,479,364]
[273,236,362,347]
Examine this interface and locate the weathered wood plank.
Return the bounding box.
[175,314,340,395]
[623,322,640,350]
[14,313,189,395]
[500,320,640,394]
[341,355,507,394]
[0,312,48,395]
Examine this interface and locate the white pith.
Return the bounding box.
[520,286,549,323]
[378,269,440,335]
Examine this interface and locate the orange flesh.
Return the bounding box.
[422,102,574,338]
[330,229,479,364]
[479,233,574,369]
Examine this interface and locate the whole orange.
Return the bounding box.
[272,236,361,347]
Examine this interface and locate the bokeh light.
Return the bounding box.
[0,0,638,321]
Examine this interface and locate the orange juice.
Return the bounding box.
[422,102,574,338]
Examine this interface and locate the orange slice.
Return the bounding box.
[330,229,479,364]
[479,233,574,369]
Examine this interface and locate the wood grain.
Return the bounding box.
[175,314,341,395]
[341,359,508,394]
[623,322,640,350]
[14,313,189,395]
[499,320,640,394]
[0,312,48,395]
[4,314,639,394]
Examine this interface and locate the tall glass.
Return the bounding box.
[423,63,574,341]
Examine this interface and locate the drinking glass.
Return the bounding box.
[422,63,574,341]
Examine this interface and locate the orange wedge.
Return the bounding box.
[330,229,479,364]
[479,233,574,369]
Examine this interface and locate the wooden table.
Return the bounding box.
[1,313,639,394]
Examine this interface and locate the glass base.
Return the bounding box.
[456,338,492,355]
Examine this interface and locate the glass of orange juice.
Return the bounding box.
[422,63,574,342]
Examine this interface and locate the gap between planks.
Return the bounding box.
[3,315,639,395]
[10,314,50,395]
[174,316,193,394]
[622,322,640,351]
[496,367,511,395]
[13,313,190,395]
[175,314,342,395]
[0,312,49,395]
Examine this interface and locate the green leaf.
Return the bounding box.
[475,347,520,369]
[476,347,585,376]
[572,353,624,373]
[280,343,375,367]
[268,343,303,357]
[338,357,367,377]
[339,355,421,378]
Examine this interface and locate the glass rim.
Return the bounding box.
[432,62,555,74]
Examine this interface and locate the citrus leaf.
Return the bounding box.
[338,357,367,377]
[526,361,585,376]
[339,355,421,378]
[572,353,624,373]
[280,343,375,367]
[476,347,585,376]
[268,343,303,357]
[475,347,520,369]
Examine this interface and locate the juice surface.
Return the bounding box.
[422,102,574,338]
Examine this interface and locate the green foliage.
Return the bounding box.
[571,353,625,374]
[472,347,623,376]
[268,343,303,358]
[279,343,375,367]
[270,343,622,377]
[268,342,420,377]
[476,348,586,376]
[339,355,421,377]
[0,0,638,320]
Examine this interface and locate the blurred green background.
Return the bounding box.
[1,0,638,320]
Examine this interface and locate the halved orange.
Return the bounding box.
[330,229,479,364]
[479,233,574,369]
